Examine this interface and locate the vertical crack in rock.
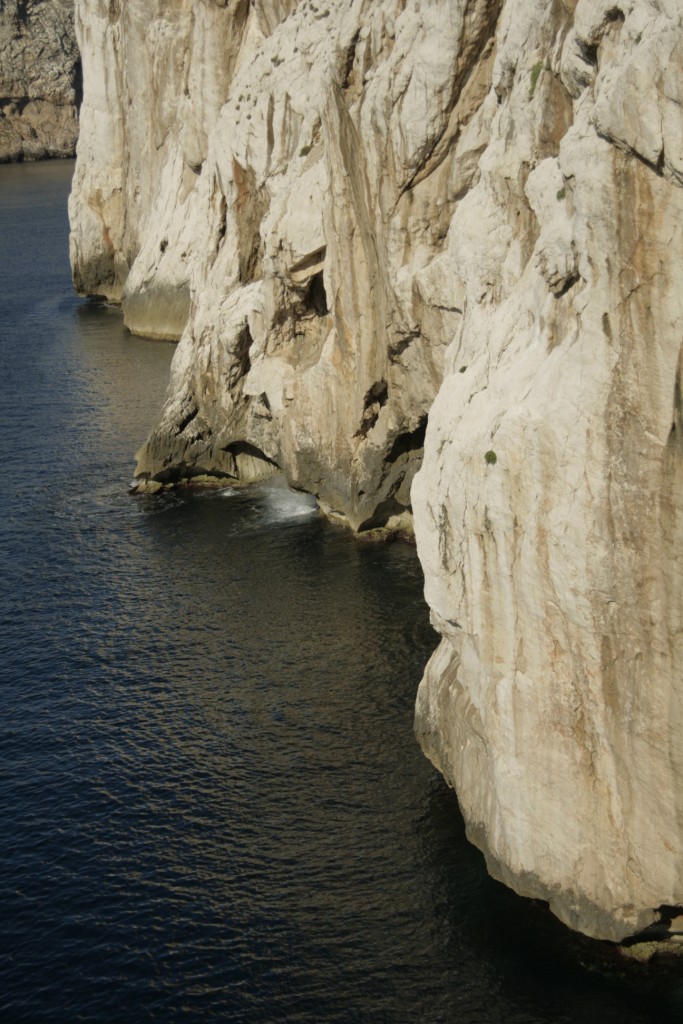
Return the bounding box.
[356,380,388,439]
[233,159,267,283]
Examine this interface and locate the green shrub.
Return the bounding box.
[484,450,497,465]
[529,62,542,98]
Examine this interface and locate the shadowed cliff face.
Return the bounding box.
[0,0,79,162]
[69,0,683,942]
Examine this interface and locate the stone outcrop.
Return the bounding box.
[69,0,683,942]
[413,0,683,942]
[0,0,79,162]
[70,0,501,530]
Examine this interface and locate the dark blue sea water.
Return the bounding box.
[0,160,682,1023]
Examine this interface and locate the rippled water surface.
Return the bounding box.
[1,161,682,1023]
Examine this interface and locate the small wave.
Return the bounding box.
[258,480,318,523]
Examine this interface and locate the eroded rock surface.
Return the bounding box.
[70,0,501,529]
[413,0,683,942]
[70,0,683,941]
[0,0,79,162]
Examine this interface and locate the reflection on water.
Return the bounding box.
[1,160,682,1024]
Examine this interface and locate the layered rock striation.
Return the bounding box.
[0,0,80,162]
[70,0,683,942]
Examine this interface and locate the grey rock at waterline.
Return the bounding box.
[69,0,683,943]
[0,0,79,162]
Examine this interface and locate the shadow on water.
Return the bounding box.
[1,161,683,1024]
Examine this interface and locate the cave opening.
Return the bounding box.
[303,272,328,317]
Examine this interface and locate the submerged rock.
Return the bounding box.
[0,0,79,162]
[69,0,683,942]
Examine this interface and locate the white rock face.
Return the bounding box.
[70,0,683,940]
[70,0,499,528]
[0,0,79,162]
[413,0,683,941]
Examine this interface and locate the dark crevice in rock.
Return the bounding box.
[554,272,580,298]
[357,496,406,532]
[367,379,389,404]
[176,405,199,434]
[266,93,275,170]
[389,330,420,362]
[233,159,267,283]
[341,28,360,90]
[602,312,612,341]
[222,439,279,468]
[216,194,227,249]
[577,39,598,67]
[356,379,388,437]
[597,129,666,179]
[74,56,83,109]
[433,303,463,314]
[148,463,235,487]
[668,348,683,451]
[302,271,328,317]
[386,414,428,463]
[235,324,253,379]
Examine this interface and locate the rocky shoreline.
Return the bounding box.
[67,0,683,945]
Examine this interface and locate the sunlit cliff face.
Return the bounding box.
[69,0,683,942]
[70,0,500,530]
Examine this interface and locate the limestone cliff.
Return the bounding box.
[413,0,683,943]
[69,0,500,529]
[69,0,683,943]
[0,0,79,162]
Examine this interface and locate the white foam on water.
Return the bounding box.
[259,478,318,523]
